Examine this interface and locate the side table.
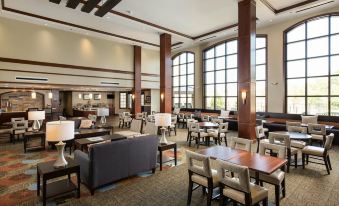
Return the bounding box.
[24,131,46,153]
[158,142,177,171]
[37,158,80,206]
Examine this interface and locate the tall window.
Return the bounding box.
[172,52,195,108]
[285,14,339,116]
[203,36,267,111]
[120,92,127,109]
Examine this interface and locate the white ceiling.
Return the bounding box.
[0,0,339,51]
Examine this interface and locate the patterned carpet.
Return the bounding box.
[1,117,339,206]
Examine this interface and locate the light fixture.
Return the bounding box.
[48,91,53,99]
[98,94,101,99]
[241,91,247,104]
[89,93,93,99]
[31,90,36,99]
[160,93,164,102]
[28,111,45,132]
[132,94,135,101]
[154,113,172,144]
[78,93,82,99]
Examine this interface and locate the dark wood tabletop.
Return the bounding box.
[74,134,126,151]
[198,122,219,128]
[198,146,287,175]
[272,131,312,140]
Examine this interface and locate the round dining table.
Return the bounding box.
[273,131,312,141]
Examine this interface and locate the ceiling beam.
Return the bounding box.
[95,0,122,17]
[66,0,82,9]
[49,0,62,4]
[81,0,101,13]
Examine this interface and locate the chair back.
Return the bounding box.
[187,119,197,131]
[255,125,266,139]
[190,123,201,133]
[171,115,177,124]
[11,117,25,123]
[286,121,301,127]
[324,133,334,150]
[135,113,144,120]
[146,115,155,123]
[256,119,263,126]
[118,113,124,119]
[220,110,230,118]
[201,115,210,122]
[59,116,67,121]
[178,113,184,119]
[230,137,252,152]
[287,126,307,133]
[130,119,143,133]
[211,118,223,124]
[186,150,212,178]
[123,112,131,117]
[185,113,193,119]
[308,123,326,135]
[217,160,250,193]
[218,123,228,133]
[173,108,180,115]
[142,112,148,118]
[143,122,158,135]
[269,132,291,148]
[259,142,286,159]
[88,114,97,122]
[301,115,318,124]
[12,120,28,130]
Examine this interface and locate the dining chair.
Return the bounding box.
[178,113,185,128]
[168,115,177,136]
[201,115,210,122]
[230,137,252,152]
[255,125,268,153]
[211,118,223,124]
[135,113,144,120]
[308,123,326,146]
[11,117,25,122]
[12,120,28,144]
[217,160,268,206]
[143,122,158,135]
[189,123,208,148]
[256,119,268,133]
[258,142,286,206]
[184,114,194,128]
[287,126,307,149]
[207,123,228,146]
[286,121,301,127]
[301,115,318,124]
[186,119,198,142]
[186,150,219,206]
[269,132,297,172]
[122,112,133,128]
[118,113,124,128]
[302,133,334,175]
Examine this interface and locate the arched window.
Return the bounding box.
[172,52,195,108]
[285,14,339,116]
[203,36,267,111]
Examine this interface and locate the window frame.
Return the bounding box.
[119,92,127,109]
[202,35,268,111]
[284,13,339,116]
[171,51,195,109]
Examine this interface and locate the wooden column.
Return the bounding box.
[237,0,256,140]
[132,45,142,114]
[160,33,172,113]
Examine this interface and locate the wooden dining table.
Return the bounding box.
[272,131,312,144]
[198,146,287,184]
[198,122,219,146]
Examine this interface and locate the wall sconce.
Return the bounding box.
[89,93,93,99]
[48,91,53,99]
[98,94,102,99]
[241,91,247,104]
[78,93,82,99]
[160,93,164,102]
[31,90,36,99]
[132,94,135,102]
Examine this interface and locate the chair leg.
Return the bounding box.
[275,185,280,206]
[207,187,213,206]
[324,156,330,175]
[187,179,193,205]
[287,155,291,173]
[224,135,227,147]
[306,154,309,164]
[175,127,177,135]
[257,139,260,153]
[219,187,224,206]
[294,153,298,168]
[327,155,332,170]
[202,186,206,195]
[302,153,305,169]
[282,178,286,198]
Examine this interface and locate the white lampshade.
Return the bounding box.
[28,111,45,120]
[46,121,74,142]
[154,113,172,127]
[97,108,109,117]
[48,91,53,99]
[31,91,36,99]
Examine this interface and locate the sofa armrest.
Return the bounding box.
[74,150,90,185]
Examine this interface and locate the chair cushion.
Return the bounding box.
[302,146,324,156]
[191,169,219,188]
[259,169,285,185]
[191,132,208,137]
[290,147,298,155]
[223,183,268,205]
[311,134,324,141]
[291,140,306,149]
[14,129,25,135]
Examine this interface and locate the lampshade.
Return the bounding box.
[154,113,171,127]
[48,91,53,99]
[28,111,45,120]
[97,108,109,117]
[46,121,74,142]
[31,91,36,99]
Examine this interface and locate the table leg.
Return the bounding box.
[43,177,47,206]
[42,135,45,150]
[77,170,80,198]
[24,135,27,153]
[174,145,177,166]
[159,149,163,171]
[255,172,259,185]
[37,170,40,196]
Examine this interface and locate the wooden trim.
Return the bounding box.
[133,45,142,114]
[0,81,131,89]
[171,42,183,47]
[0,57,160,77]
[94,0,122,17]
[160,33,172,113]
[259,0,321,14]
[193,24,238,40]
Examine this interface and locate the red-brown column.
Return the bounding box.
[237,0,256,140]
[160,33,172,113]
[132,45,142,114]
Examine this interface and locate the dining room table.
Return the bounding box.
[272,131,312,144]
[198,146,287,184]
[198,122,219,146]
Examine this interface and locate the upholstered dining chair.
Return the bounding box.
[118,113,124,128]
[168,115,177,136]
[178,113,185,128]
[207,123,228,146]
[184,113,194,128]
[287,125,307,149]
[217,160,268,206]
[302,133,334,175]
[301,115,318,124]
[186,150,219,206]
[258,142,286,206]
[230,137,252,152]
[186,119,198,142]
[122,112,133,128]
[12,120,28,143]
[189,123,208,148]
[211,118,223,124]
[256,119,268,133]
[201,115,210,122]
[135,113,144,120]
[255,125,268,153]
[269,132,298,172]
[286,121,302,127]
[308,123,326,146]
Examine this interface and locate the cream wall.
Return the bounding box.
[173,6,339,112]
[0,17,160,89]
[151,89,160,112]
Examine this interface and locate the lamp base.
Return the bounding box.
[53,141,68,168]
[159,127,168,144]
[32,120,41,132]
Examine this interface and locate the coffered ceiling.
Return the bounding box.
[0,0,339,50]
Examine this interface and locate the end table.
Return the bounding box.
[158,142,177,171]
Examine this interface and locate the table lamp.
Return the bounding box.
[46,121,74,168]
[154,113,172,144]
[97,108,109,125]
[28,111,45,132]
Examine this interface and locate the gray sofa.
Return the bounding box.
[74,135,158,195]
